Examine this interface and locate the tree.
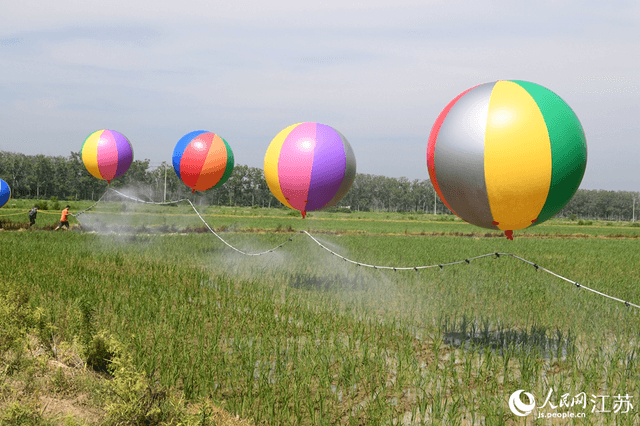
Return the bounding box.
[0,149,637,220]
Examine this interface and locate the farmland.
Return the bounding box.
[1,201,639,425]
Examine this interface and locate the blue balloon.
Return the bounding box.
[0,179,10,208]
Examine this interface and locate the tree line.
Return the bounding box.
[1,150,638,221]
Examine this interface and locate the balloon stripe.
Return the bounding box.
[485,81,552,230]
[435,83,498,229]
[427,85,478,216]
[513,81,588,226]
[306,124,345,211]
[278,123,316,212]
[213,136,235,189]
[324,130,357,209]
[264,125,298,209]
[194,134,227,192]
[180,132,213,189]
[112,131,134,180]
[81,131,104,180]
[96,130,119,181]
[173,130,207,180]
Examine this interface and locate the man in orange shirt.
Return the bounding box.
[55,205,71,230]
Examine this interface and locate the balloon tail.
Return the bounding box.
[191,188,196,194]
[505,230,514,240]
[107,180,111,184]
[301,210,306,219]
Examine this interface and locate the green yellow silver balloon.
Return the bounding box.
[427,80,587,239]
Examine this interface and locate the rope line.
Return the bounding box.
[185,198,302,256]
[302,230,497,271]
[2,210,82,216]
[102,188,301,256]
[104,189,189,206]
[506,254,640,309]
[70,188,640,310]
[73,191,111,217]
[302,231,639,309]
[0,210,29,217]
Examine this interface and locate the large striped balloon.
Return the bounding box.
[172,131,234,193]
[0,179,10,208]
[427,80,587,239]
[81,129,134,183]
[264,122,356,218]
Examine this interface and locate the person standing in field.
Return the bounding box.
[54,205,71,230]
[28,205,38,227]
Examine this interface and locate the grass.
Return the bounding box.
[0,203,639,424]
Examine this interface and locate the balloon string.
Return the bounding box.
[185,198,301,256]
[72,190,111,217]
[92,188,300,256]
[74,188,639,310]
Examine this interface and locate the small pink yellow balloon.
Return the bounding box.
[81,129,134,183]
[264,122,356,218]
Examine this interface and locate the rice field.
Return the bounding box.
[1,202,639,424]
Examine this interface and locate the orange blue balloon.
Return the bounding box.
[81,129,134,183]
[172,131,234,193]
[264,122,356,218]
[427,80,587,239]
[0,179,10,208]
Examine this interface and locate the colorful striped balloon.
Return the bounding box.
[0,179,10,208]
[264,122,356,218]
[172,131,234,193]
[427,80,587,239]
[81,129,134,183]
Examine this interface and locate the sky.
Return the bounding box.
[1,0,638,191]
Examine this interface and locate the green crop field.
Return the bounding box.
[1,201,639,425]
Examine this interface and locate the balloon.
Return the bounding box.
[264,122,356,218]
[81,129,134,183]
[0,179,10,208]
[172,131,234,193]
[427,80,587,239]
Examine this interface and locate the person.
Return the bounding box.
[29,205,39,227]
[55,205,71,230]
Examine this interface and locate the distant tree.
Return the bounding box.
[0,149,637,220]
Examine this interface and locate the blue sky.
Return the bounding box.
[1,0,638,191]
